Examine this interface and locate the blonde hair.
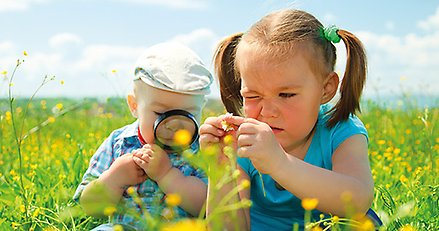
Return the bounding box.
[214,9,367,127]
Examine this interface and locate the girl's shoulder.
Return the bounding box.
[317,104,368,145]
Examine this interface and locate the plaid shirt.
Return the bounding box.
[73,120,206,229]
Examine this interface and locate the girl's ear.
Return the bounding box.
[127,94,138,118]
[321,71,339,104]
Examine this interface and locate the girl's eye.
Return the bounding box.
[279,93,296,98]
[244,95,259,100]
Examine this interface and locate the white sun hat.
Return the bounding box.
[134,42,213,95]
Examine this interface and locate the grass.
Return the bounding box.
[0,95,438,230]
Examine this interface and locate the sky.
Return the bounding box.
[1,0,438,100]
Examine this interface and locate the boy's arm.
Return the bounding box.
[80,154,147,217]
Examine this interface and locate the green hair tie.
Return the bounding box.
[323,25,341,43]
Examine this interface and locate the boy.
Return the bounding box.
[74,42,213,230]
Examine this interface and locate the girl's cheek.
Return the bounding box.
[244,101,260,119]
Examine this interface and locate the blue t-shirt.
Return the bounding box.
[237,104,368,231]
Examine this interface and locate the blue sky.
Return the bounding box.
[1,0,438,99]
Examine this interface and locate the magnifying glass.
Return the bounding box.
[153,109,199,152]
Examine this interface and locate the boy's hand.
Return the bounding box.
[132,144,172,182]
[100,153,147,191]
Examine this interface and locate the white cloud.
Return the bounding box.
[0,0,49,12]
[49,33,83,49]
[354,29,439,96]
[116,0,208,10]
[418,7,439,30]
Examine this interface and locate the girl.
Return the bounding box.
[200,9,377,230]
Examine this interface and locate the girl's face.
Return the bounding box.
[128,83,204,145]
[237,43,330,153]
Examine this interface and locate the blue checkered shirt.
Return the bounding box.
[73,120,206,229]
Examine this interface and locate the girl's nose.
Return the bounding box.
[259,100,279,118]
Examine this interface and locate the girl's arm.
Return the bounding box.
[206,166,251,230]
[155,168,207,216]
[271,134,374,216]
[200,115,250,230]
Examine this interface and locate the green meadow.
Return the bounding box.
[1,95,438,230]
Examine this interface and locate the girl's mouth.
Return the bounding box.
[270,126,283,134]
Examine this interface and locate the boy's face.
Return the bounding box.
[128,82,205,145]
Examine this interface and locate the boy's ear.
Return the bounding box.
[127,94,138,118]
[321,71,339,104]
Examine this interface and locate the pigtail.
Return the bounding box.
[213,32,244,116]
[327,29,367,128]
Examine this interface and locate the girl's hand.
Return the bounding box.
[224,116,286,175]
[101,153,147,190]
[200,115,239,162]
[199,116,226,146]
[132,144,172,182]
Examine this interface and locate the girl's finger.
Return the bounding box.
[222,115,246,127]
[236,133,253,147]
[200,123,225,137]
[237,146,251,158]
[199,134,220,145]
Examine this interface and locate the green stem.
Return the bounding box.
[7,60,29,220]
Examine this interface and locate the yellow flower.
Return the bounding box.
[32,208,40,218]
[103,206,116,216]
[161,219,206,231]
[377,140,385,145]
[60,80,65,85]
[223,134,234,145]
[111,69,117,73]
[20,205,25,213]
[126,187,136,195]
[56,103,63,110]
[23,51,28,56]
[332,215,339,223]
[311,226,323,231]
[301,198,319,210]
[221,120,234,132]
[357,219,375,231]
[66,133,71,139]
[174,129,191,146]
[48,116,56,123]
[399,224,416,231]
[400,175,408,183]
[240,179,250,189]
[166,193,182,207]
[113,224,124,231]
[1,70,7,75]
[11,222,20,229]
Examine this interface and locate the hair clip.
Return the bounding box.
[323,25,341,43]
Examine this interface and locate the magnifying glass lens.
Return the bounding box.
[154,111,198,151]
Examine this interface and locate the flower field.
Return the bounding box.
[0,96,438,230]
